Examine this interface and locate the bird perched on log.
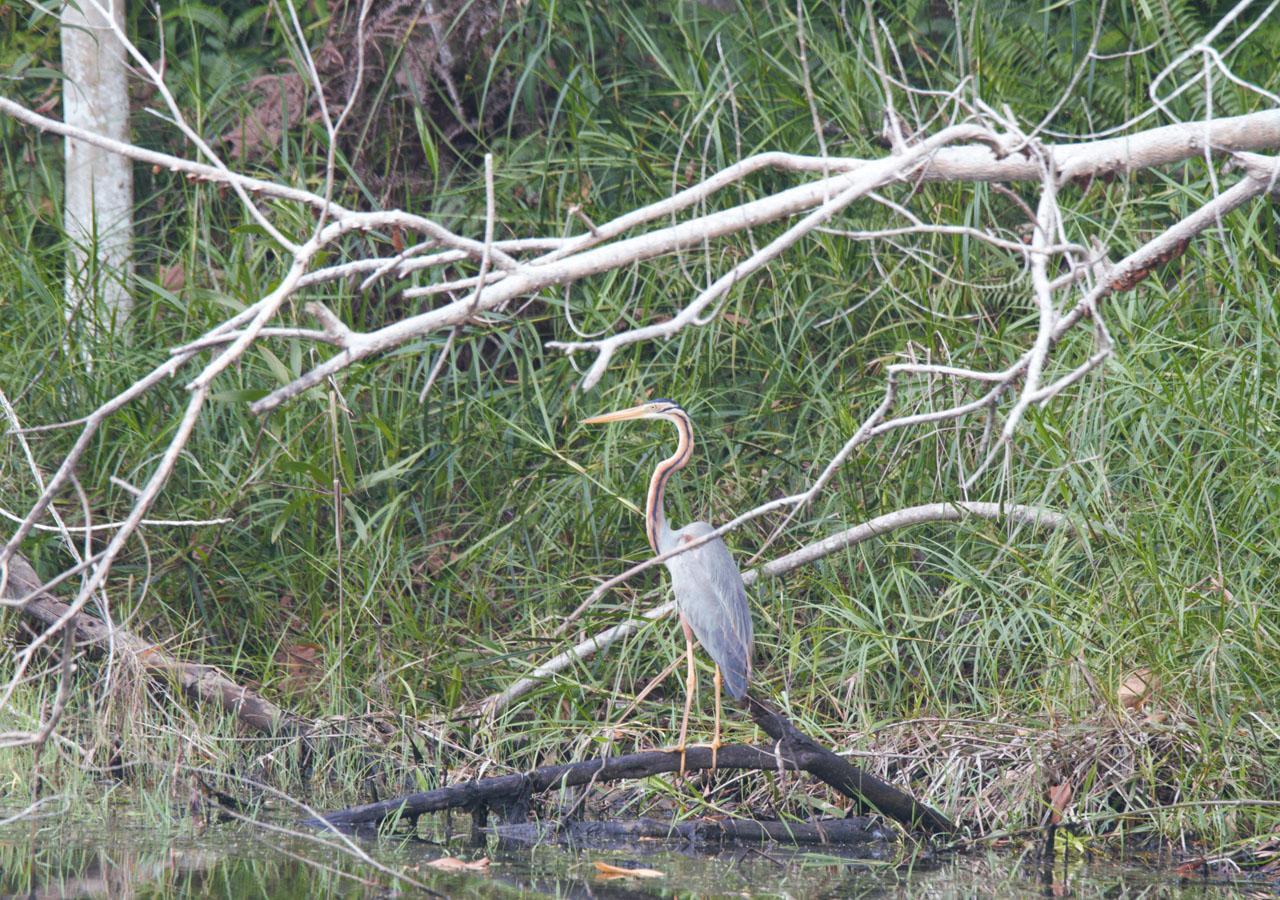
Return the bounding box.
[583,400,753,772]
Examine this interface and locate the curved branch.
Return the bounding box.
[0,96,340,214]
[248,124,1004,413]
[310,691,954,835]
[3,552,306,739]
[477,501,1098,716]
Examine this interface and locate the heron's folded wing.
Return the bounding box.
[664,532,753,699]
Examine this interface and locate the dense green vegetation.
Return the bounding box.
[2,0,1278,863]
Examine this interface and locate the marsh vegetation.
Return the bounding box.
[1,0,1279,892]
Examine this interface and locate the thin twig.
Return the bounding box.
[487,501,1101,715]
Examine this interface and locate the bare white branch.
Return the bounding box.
[479,501,1102,716]
[1,3,1277,752]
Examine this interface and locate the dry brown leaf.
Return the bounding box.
[1047,781,1073,825]
[1118,667,1159,710]
[1209,576,1235,604]
[423,525,456,575]
[283,642,321,665]
[593,860,664,879]
[1173,858,1207,878]
[160,264,186,292]
[275,642,324,693]
[721,312,749,326]
[427,856,490,872]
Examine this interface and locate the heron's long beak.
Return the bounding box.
[582,404,651,425]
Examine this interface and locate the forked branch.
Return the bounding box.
[1,2,1278,771]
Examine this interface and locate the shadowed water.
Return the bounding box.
[0,805,1254,898]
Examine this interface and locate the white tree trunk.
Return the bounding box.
[62,0,133,335]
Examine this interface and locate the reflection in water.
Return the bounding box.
[0,806,1248,898]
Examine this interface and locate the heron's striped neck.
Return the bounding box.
[646,410,693,554]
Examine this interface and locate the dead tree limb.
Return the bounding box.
[2,552,306,739]
[744,693,953,834]
[478,500,1099,716]
[304,692,954,836]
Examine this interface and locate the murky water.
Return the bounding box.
[0,806,1258,898]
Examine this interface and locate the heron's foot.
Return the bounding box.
[664,741,724,775]
[684,739,722,773]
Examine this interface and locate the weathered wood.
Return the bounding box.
[304,699,955,837]
[744,693,955,835]
[5,552,307,737]
[304,744,784,829]
[62,0,134,331]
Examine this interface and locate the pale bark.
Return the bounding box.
[62,0,133,333]
[475,502,1099,716]
[1,1,1278,773]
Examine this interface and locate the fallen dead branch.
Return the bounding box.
[304,692,955,836]
[479,500,1103,716]
[2,551,306,740]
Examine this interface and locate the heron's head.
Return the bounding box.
[582,399,684,425]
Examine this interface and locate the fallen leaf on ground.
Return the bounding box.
[423,525,458,575]
[275,642,324,693]
[593,860,664,879]
[1118,667,1159,710]
[1173,858,1207,878]
[426,856,490,872]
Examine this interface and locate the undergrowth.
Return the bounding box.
[1,0,1278,852]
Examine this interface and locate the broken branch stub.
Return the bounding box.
[1,3,1279,788]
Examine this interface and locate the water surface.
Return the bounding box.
[0,805,1252,897]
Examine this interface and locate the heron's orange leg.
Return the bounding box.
[712,666,722,773]
[677,615,695,778]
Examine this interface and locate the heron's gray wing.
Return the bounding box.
[663,523,753,698]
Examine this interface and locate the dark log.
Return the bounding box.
[489,815,895,846]
[304,744,783,829]
[304,718,955,837]
[743,692,955,835]
[4,552,308,738]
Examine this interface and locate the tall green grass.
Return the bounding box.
[1,0,1277,844]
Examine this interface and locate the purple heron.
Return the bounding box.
[583,400,753,772]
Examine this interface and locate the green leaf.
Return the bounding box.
[357,446,429,492]
[257,346,294,387]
